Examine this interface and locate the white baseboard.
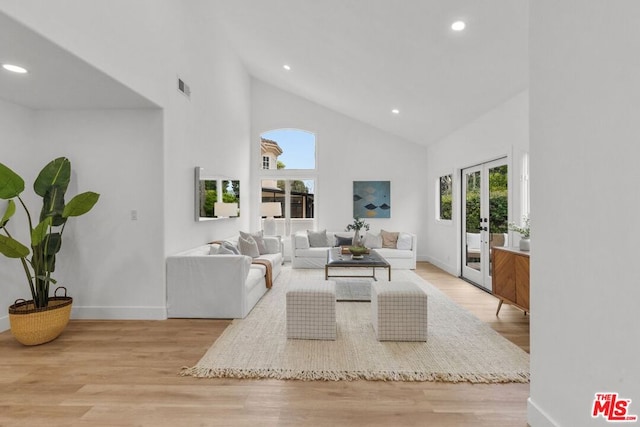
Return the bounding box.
[72,306,167,320]
[422,255,458,277]
[528,397,561,427]
[0,307,168,333]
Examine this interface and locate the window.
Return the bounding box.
[261,129,315,170]
[438,174,453,220]
[261,179,315,236]
[260,129,317,236]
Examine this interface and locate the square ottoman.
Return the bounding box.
[371,281,428,341]
[286,281,336,340]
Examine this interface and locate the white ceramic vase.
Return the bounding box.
[352,230,363,247]
[519,238,530,251]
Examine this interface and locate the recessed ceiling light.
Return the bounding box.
[391,109,400,115]
[283,64,291,71]
[451,21,466,31]
[2,63,28,74]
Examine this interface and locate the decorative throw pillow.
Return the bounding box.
[216,245,235,255]
[240,230,267,255]
[221,241,240,254]
[363,231,382,249]
[397,233,412,250]
[307,229,328,247]
[335,235,353,247]
[238,235,260,258]
[209,244,220,255]
[381,230,399,249]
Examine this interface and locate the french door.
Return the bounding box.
[461,159,509,291]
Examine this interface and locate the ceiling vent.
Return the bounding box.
[177,77,191,99]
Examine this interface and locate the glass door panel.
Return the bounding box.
[488,164,509,277]
[461,159,508,290]
[465,170,482,272]
[462,167,483,285]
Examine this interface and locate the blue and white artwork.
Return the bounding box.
[353,181,391,218]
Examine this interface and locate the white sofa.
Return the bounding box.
[166,236,282,319]
[291,231,417,270]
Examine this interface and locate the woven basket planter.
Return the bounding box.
[8,288,73,346]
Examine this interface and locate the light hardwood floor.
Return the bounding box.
[0,262,529,427]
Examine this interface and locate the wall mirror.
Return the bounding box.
[195,167,240,221]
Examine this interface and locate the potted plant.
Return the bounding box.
[345,216,370,248]
[0,157,99,345]
[509,215,530,251]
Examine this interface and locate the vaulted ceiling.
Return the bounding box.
[215,0,529,146]
[0,2,528,147]
[0,12,156,110]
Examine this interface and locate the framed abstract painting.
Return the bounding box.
[353,181,391,218]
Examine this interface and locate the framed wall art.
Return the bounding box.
[353,180,391,218]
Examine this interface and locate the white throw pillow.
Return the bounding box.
[238,235,260,258]
[209,244,220,255]
[363,232,382,249]
[221,241,240,254]
[240,230,267,254]
[397,233,412,250]
[216,245,235,255]
[294,232,310,249]
[308,229,329,247]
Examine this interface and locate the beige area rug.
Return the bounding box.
[180,267,529,383]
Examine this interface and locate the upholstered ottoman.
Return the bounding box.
[371,281,428,341]
[286,281,336,340]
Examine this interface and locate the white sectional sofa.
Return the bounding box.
[166,236,282,319]
[291,230,417,270]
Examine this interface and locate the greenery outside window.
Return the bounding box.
[438,174,452,221]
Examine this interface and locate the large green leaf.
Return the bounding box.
[33,157,71,198]
[44,232,62,255]
[63,192,100,217]
[0,163,25,200]
[0,234,30,258]
[40,185,67,226]
[31,217,53,247]
[33,231,62,257]
[43,253,57,273]
[1,199,16,227]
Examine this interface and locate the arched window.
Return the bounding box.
[259,129,316,237]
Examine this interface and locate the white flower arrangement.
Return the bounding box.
[508,216,530,239]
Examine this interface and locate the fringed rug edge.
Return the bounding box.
[179,366,529,384]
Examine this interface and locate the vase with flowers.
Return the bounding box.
[509,216,530,251]
[345,216,370,248]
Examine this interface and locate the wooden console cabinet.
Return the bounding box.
[492,247,530,315]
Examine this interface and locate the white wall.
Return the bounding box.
[529,2,640,426]
[0,0,252,252]
[424,91,529,275]
[250,79,429,256]
[0,1,251,327]
[0,100,35,330]
[0,109,165,324]
[161,3,252,251]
